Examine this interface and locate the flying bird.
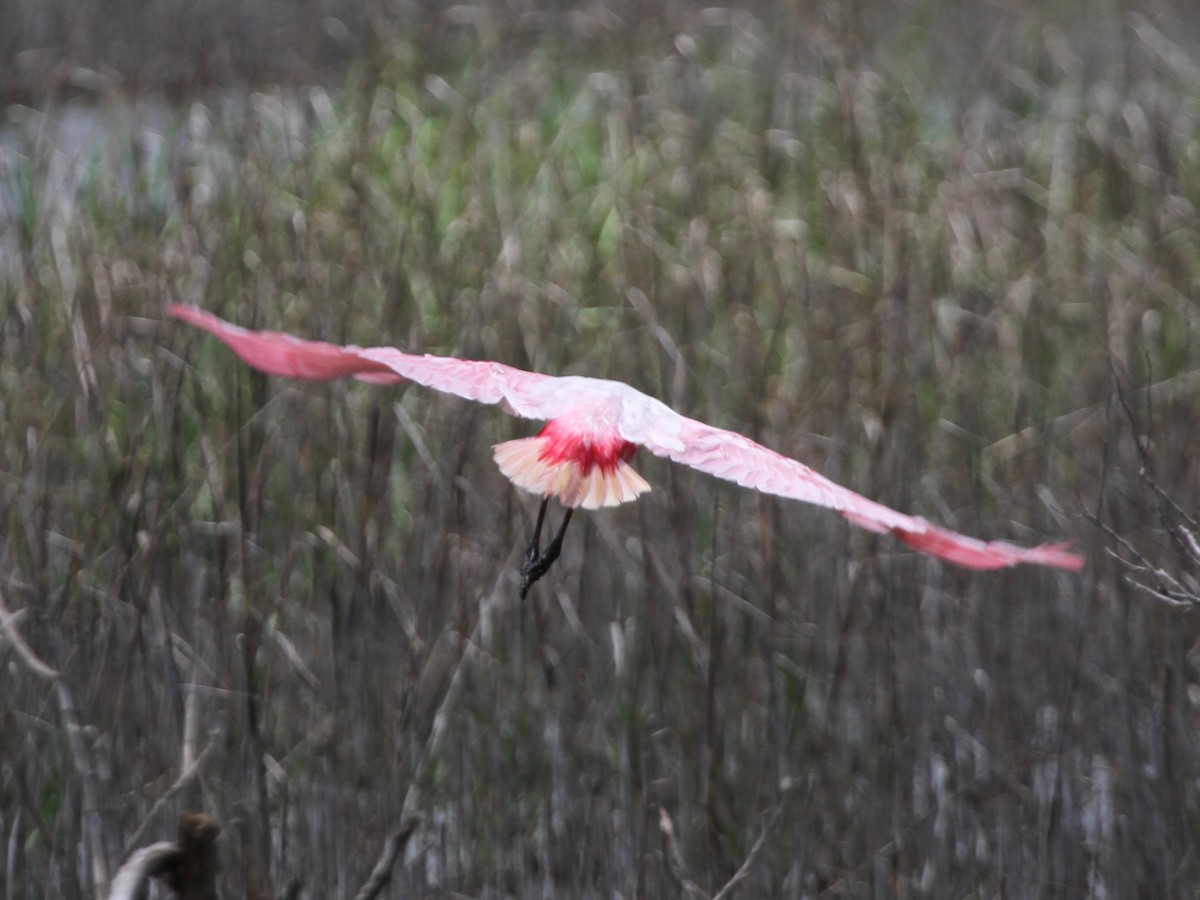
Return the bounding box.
[168,304,1084,595]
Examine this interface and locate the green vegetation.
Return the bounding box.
[3,4,1200,896]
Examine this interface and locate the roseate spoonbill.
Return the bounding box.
[168,304,1084,595]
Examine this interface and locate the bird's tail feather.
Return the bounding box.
[493,437,650,509]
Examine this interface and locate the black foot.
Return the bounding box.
[519,501,573,599]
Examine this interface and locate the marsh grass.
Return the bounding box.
[3,4,1200,897]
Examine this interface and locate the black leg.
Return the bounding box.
[520,503,574,599]
[523,497,550,574]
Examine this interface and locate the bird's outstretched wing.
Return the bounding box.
[632,411,1083,570]
[167,305,555,416]
[170,304,1084,571]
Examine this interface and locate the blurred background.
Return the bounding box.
[3,1,1200,897]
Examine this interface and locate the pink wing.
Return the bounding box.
[634,413,1084,571]
[167,305,554,414]
[171,305,1083,572]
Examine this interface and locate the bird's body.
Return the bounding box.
[169,304,1084,580]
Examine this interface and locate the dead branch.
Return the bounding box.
[710,807,779,900]
[123,656,215,857]
[1088,381,1200,609]
[122,741,216,859]
[352,817,420,900]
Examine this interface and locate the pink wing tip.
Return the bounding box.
[1008,542,1086,572]
[167,304,404,384]
[896,524,1085,572]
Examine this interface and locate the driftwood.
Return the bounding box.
[108,814,220,900]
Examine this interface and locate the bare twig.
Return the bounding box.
[123,658,214,857]
[0,603,59,680]
[710,807,779,900]
[1,589,110,896]
[400,572,508,821]
[347,574,510,893]
[1113,374,1200,535]
[122,741,216,858]
[658,806,708,899]
[352,817,420,900]
[1088,502,1200,608]
[984,367,1200,464]
[1087,379,1200,609]
[6,807,20,900]
[180,666,200,774]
